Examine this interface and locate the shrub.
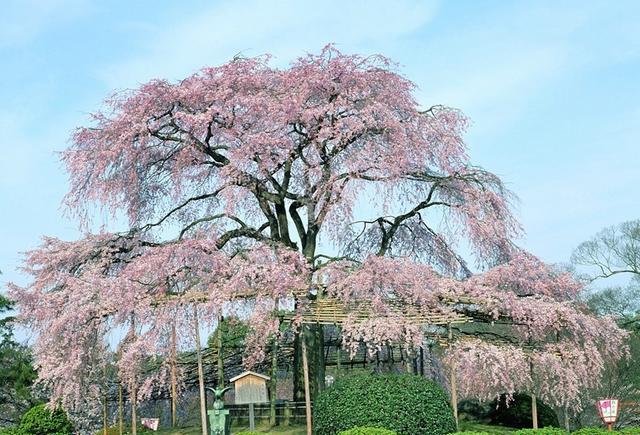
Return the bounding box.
[17,404,73,435]
[574,429,640,435]
[571,429,608,435]
[233,432,260,435]
[338,427,397,435]
[513,428,565,435]
[313,374,456,435]
[447,432,491,435]
[488,394,559,429]
[0,427,23,435]
[571,430,607,435]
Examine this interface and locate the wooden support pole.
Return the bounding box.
[529,356,538,430]
[118,383,123,435]
[194,305,208,435]
[131,383,137,435]
[103,394,108,435]
[405,349,412,374]
[450,356,459,431]
[283,402,291,426]
[216,314,225,388]
[171,323,178,428]
[448,324,459,431]
[130,317,137,435]
[531,393,538,429]
[427,343,434,380]
[103,363,108,435]
[249,403,256,431]
[270,336,278,426]
[301,329,312,435]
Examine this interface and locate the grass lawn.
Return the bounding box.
[108,423,307,434]
[459,420,519,433]
[107,420,517,434]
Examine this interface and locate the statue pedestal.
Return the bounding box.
[207,409,230,435]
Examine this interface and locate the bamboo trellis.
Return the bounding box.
[289,297,472,326]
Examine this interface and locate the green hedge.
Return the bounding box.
[573,429,640,434]
[513,429,565,435]
[448,427,640,434]
[314,374,456,435]
[338,427,398,435]
[572,429,609,435]
[0,404,73,435]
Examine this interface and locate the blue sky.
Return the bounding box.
[1,0,639,290]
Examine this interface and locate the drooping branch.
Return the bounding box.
[376,183,447,256]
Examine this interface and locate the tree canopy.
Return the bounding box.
[572,219,640,282]
[0,294,38,427]
[573,220,640,426]
[9,46,626,417]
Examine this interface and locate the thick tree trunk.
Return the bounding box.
[293,324,325,401]
[306,323,325,398]
[292,228,326,402]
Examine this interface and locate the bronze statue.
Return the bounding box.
[207,386,232,410]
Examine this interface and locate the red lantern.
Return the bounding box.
[596,399,619,431]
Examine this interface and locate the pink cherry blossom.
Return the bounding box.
[9,46,626,419]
